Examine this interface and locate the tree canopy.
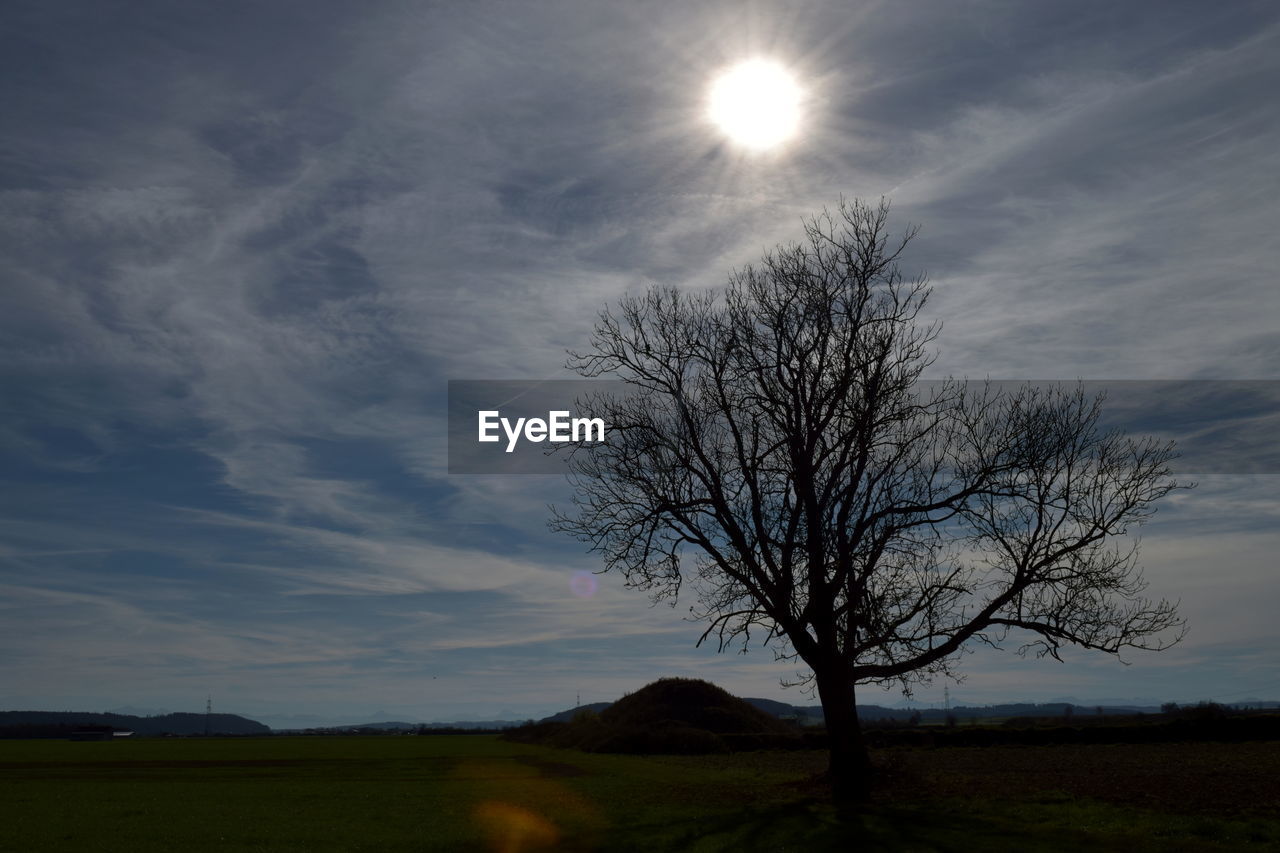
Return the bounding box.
[554,198,1186,797]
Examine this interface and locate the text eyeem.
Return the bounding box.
[477,410,606,452]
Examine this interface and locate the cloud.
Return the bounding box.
[2,0,1278,717]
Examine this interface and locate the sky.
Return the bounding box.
[3,0,1279,728]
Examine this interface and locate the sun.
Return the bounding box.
[707,59,803,151]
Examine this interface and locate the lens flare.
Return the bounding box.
[473,801,560,852]
[569,571,598,599]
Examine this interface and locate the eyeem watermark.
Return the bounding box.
[449,380,626,473]
[448,378,1280,474]
[478,410,605,452]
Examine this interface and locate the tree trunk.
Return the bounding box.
[816,664,872,802]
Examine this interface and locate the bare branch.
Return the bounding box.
[551,198,1190,789]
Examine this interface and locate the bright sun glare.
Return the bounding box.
[707,58,802,151]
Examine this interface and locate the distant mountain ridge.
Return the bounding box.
[540,698,1280,725]
[273,719,529,732]
[538,703,614,724]
[0,710,269,737]
[272,717,537,732]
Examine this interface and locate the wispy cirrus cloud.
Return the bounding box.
[2,0,1277,719]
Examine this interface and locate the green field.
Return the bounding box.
[2,735,1278,852]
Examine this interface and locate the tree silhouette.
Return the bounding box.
[553,198,1186,799]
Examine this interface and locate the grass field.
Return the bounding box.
[2,735,1278,852]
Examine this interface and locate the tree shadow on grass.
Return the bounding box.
[611,797,1252,853]
[640,800,1010,853]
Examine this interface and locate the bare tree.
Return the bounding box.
[553,198,1186,799]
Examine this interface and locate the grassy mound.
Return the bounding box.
[603,678,793,735]
[506,678,800,755]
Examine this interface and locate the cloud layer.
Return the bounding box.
[2,0,1278,720]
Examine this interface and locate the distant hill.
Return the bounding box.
[740,697,797,717]
[601,679,793,736]
[543,695,1280,727]
[273,719,527,733]
[105,705,173,717]
[540,703,612,724]
[0,711,269,738]
[512,678,802,754]
[743,698,825,725]
[310,721,423,731]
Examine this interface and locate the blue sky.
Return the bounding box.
[2,0,1279,727]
